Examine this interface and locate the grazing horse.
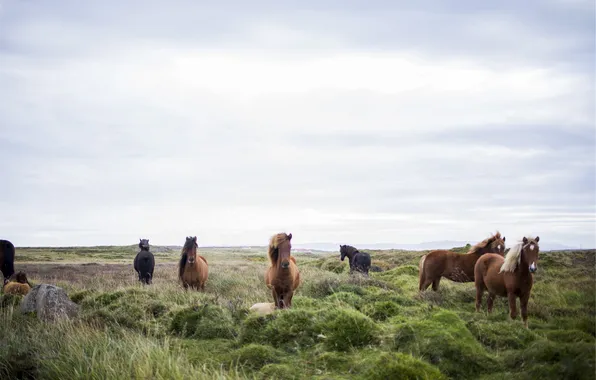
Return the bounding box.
[339,245,372,275]
[3,271,32,295]
[265,232,300,309]
[134,238,155,285]
[475,236,540,328]
[419,231,506,291]
[0,239,15,283]
[178,236,208,290]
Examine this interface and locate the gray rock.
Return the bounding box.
[20,284,79,322]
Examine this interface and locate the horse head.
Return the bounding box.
[521,236,540,273]
[139,238,150,251]
[184,236,198,264]
[278,233,292,269]
[489,232,506,255]
[339,245,346,261]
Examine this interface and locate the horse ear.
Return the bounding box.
[288,233,292,240]
[523,237,528,244]
[503,236,506,242]
[535,236,539,242]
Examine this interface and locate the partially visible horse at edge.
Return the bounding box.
[178,236,209,290]
[339,244,372,276]
[265,232,300,309]
[475,236,540,328]
[0,239,15,285]
[134,238,155,285]
[419,231,506,291]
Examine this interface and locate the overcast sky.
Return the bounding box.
[1,0,594,248]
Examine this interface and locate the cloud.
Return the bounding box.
[0,0,594,248]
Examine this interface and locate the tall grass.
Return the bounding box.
[1,247,594,379]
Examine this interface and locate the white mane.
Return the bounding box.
[500,237,526,273]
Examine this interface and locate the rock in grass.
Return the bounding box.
[249,302,275,316]
[20,284,79,322]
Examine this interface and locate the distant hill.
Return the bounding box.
[290,241,582,252]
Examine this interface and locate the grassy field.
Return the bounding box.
[1,245,594,380]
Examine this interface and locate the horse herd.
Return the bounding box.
[1,231,541,327]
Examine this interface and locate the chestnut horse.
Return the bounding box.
[475,236,540,328]
[0,239,16,284]
[419,231,506,291]
[3,271,32,296]
[265,232,300,309]
[178,236,208,290]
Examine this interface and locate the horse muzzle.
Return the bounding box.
[188,258,196,264]
[281,261,290,269]
[529,263,537,273]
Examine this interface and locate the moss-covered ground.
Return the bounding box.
[1,246,594,379]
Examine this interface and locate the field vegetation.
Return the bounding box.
[1,245,594,379]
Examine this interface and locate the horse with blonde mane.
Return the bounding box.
[474,236,540,328]
[265,232,300,309]
[419,231,506,291]
[178,236,209,290]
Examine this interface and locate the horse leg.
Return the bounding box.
[520,293,530,328]
[487,293,495,313]
[475,285,484,312]
[285,291,294,308]
[271,288,281,309]
[507,292,518,321]
[431,277,441,291]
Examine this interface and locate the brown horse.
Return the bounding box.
[475,236,540,328]
[3,271,32,296]
[419,231,506,291]
[0,239,16,283]
[178,236,208,290]
[265,232,300,309]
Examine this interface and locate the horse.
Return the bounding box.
[178,236,208,290]
[265,232,300,309]
[474,236,540,328]
[134,238,155,285]
[3,271,32,296]
[418,231,506,291]
[339,244,372,275]
[0,239,15,283]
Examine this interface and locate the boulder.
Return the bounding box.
[20,284,79,322]
[249,302,276,316]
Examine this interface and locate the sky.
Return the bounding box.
[0,0,594,248]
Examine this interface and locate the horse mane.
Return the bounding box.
[468,231,502,255]
[268,233,291,265]
[343,245,359,255]
[178,237,197,279]
[178,252,187,280]
[499,236,536,273]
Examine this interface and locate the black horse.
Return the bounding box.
[134,239,155,285]
[339,244,372,276]
[0,239,15,285]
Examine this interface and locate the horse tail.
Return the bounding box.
[419,255,427,274]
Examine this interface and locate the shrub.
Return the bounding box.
[230,344,281,370]
[360,352,446,380]
[170,304,237,339]
[394,310,498,379]
[466,320,538,350]
[321,308,379,351]
[259,363,299,379]
[504,340,595,380]
[361,301,401,321]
